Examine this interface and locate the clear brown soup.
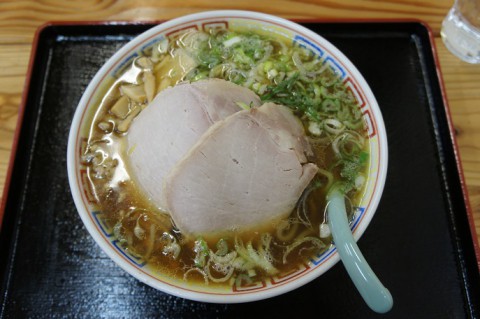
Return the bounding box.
[82,27,369,287]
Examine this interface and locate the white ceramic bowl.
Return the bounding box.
[67,10,388,303]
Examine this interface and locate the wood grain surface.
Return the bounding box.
[0,0,479,252]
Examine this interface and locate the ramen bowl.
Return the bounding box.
[67,10,388,303]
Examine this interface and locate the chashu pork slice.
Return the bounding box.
[127,79,261,211]
[163,103,319,237]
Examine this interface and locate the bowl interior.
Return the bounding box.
[67,10,387,303]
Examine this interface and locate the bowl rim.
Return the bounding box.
[67,9,388,303]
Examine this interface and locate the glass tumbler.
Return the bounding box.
[441,0,480,64]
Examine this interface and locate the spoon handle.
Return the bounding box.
[327,190,393,313]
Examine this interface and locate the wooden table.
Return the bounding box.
[0,1,479,248]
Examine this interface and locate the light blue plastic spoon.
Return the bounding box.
[327,189,393,313]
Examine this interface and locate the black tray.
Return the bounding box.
[1,21,479,318]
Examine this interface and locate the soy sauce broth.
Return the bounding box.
[81,27,369,287]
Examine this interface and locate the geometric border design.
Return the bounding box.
[323,56,346,79]
[233,279,267,292]
[362,109,377,138]
[311,247,337,266]
[166,25,199,41]
[270,262,310,285]
[202,21,229,31]
[92,211,113,237]
[293,35,325,57]
[344,77,366,109]
[112,240,146,267]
